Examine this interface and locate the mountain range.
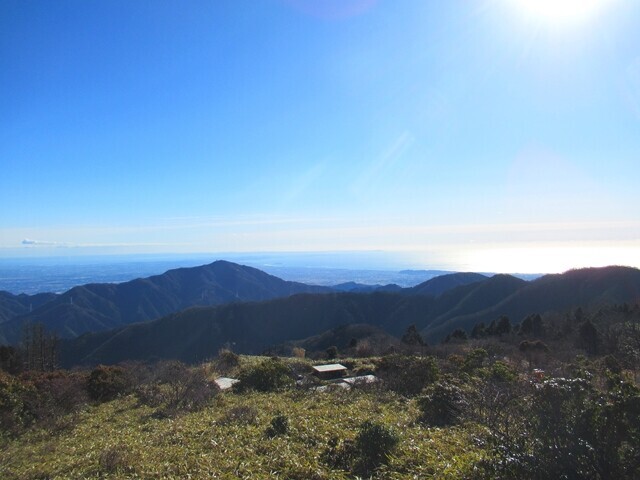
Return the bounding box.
[54,265,640,367]
[0,261,331,344]
[0,260,491,345]
[2,261,639,367]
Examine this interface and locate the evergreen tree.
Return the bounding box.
[447,329,468,342]
[0,345,22,374]
[579,319,599,355]
[402,324,425,346]
[470,322,486,339]
[518,315,533,336]
[531,313,545,337]
[494,315,512,336]
[326,346,338,359]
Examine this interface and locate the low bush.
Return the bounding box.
[477,376,640,479]
[488,360,518,383]
[354,420,399,474]
[215,349,240,375]
[287,359,313,378]
[87,365,130,402]
[325,346,338,359]
[265,412,289,437]
[234,357,294,393]
[135,382,165,408]
[135,361,219,416]
[417,379,467,427]
[376,355,439,396]
[22,370,88,430]
[322,420,399,477]
[0,371,36,436]
[463,348,488,373]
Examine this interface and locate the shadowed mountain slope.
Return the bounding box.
[60,292,416,366]
[0,291,58,324]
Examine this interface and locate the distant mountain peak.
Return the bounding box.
[0,260,331,344]
[410,272,488,297]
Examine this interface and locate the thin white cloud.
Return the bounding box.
[21,238,61,246]
[18,238,173,249]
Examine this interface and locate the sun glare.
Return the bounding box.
[465,244,640,274]
[512,0,611,25]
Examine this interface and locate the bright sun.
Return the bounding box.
[512,0,611,25]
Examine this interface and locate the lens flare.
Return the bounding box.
[511,0,611,25]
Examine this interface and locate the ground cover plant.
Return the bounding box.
[0,355,486,479]
[0,381,486,479]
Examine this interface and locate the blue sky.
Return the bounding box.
[1,0,639,272]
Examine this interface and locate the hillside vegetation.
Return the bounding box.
[2,302,640,479]
[1,358,638,478]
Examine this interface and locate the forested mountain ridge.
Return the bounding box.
[0,291,58,324]
[422,265,640,339]
[0,260,331,344]
[59,266,640,367]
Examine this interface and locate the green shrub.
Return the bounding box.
[463,348,488,373]
[478,376,640,479]
[321,421,399,477]
[354,420,399,474]
[417,379,467,427]
[215,349,240,374]
[0,371,36,436]
[375,355,439,396]
[135,361,219,415]
[489,360,517,383]
[87,365,130,402]
[602,354,622,374]
[165,366,218,414]
[321,436,358,473]
[265,412,289,437]
[234,357,294,393]
[21,370,88,428]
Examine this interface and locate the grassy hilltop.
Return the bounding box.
[2,355,486,480]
